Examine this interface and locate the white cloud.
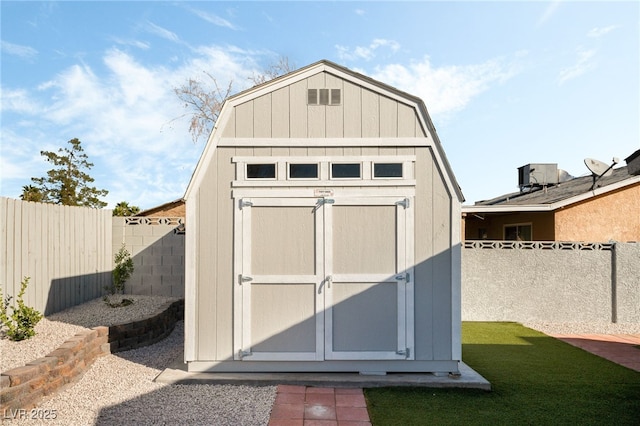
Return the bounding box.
[0,45,269,208]
[0,87,42,114]
[558,48,596,85]
[143,21,180,43]
[189,8,237,30]
[336,39,401,61]
[587,25,619,38]
[537,1,561,27]
[0,40,38,59]
[355,9,366,16]
[366,55,521,117]
[111,37,150,50]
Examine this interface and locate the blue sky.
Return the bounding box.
[1,1,638,209]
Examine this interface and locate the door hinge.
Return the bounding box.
[238,349,252,359]
[396,198,410,209]
[240,199,253,209]
[239,274,253,284]
[395,273,410,282]
[317,198,335,206]
[396,348,410,358]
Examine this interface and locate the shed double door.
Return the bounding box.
[235,196,414,362]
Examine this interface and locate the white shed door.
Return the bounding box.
[324,198,414,360]
[235,196,413,362]
[236,198,324,361]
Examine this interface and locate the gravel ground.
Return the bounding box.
[1,296,276,425]
[1,295,181,372]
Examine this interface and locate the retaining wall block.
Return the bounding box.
[4,366,40,387]
[1,298,184,411]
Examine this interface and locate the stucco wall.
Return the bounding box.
[462,241,639,323]
[555,183,640,242]
[615,242,640,323]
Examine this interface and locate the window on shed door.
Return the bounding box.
[373,163,403,178]
[331,163,361,179]
[247,164,276,179]
[504,224,532,241]
[289,163,318,179]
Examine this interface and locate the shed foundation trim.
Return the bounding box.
[186,360,461,374]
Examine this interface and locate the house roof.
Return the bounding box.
[184,59,464,202]
[135,198,185,217]
[463,166,640,214]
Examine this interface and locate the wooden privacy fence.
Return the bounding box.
[0,197,112,315]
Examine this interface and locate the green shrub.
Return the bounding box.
[104,244,135,308]
[107,244,134,295]
[0,277,43,341]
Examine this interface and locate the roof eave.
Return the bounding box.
[462,175,640,214]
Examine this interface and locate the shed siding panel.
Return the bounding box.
[343,81,362,138]
[224,72,428,140]
[290,80,308,138]
[272,87,290,138]
[431,163,453,360]
[196,152,218,359]
[380,96,398,137]
[361,89,380,138]
[416,120,426,137]
[222,109,236,138]
[398,103,417,137]
[253,93,272,138]
[414,147,435,360]
[235,102,254,138]
[215,147,236,360]
[307,73,326,137]
[325,74,344,138]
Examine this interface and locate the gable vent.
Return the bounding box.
[307,88,341,105]
[319,88,329,105]
[331,89,341,104]
[307,89,318,105]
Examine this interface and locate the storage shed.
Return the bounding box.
[183,60,464,374]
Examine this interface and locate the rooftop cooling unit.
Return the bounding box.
[518,163,559,189]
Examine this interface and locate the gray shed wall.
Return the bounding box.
[190,145,456,363]
[222,72,427,139]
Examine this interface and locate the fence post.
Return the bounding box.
[611,241,617,323]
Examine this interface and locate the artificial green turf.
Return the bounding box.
[365,322,640,425]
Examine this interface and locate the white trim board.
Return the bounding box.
[219,138,431,147]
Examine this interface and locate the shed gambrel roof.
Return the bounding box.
[184,59,464,202]
[464,166,640,214]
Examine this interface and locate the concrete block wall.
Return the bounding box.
[462,241,640,323]
[112,217,185,298]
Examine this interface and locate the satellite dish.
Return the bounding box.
[584,158,613,177]
[585,157,619,190]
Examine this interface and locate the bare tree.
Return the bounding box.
[248,56,295,85]
[174,56,295,143]
[174,73,233,143]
